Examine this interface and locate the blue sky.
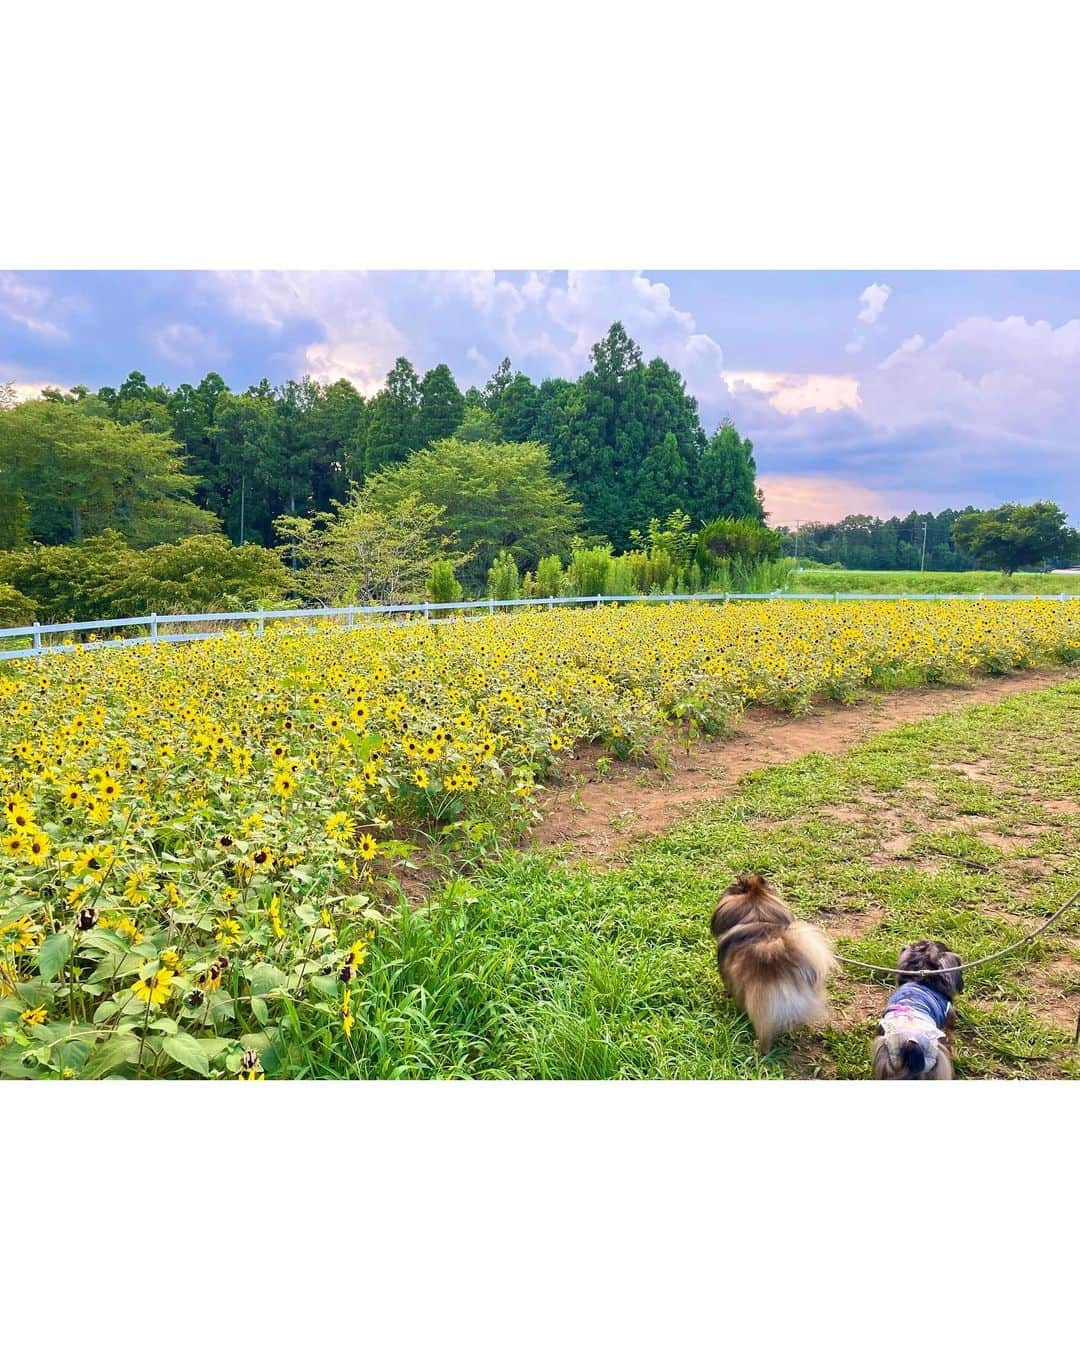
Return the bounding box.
[2,269,1077,525]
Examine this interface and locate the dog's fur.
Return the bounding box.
[710,873,837,1053]
[871,940,963,1080]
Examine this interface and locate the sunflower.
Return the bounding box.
[130,966,174,1006]
[26,832,51,862]
[357,833,378,862]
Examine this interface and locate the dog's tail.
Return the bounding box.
[901,1040,927,1075]
[734,872,773,900]
[739,922,838,1047]
[784,921,839,986]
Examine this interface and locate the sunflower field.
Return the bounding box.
[1,597,1077,1079]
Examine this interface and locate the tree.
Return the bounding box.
[275,489,467,607]
[416,364,465,446]
[635,431,689,524]
[428,559,462,603]
[169,372,229,516]
[308,379,367,503]
[487,550,520,600]
[364,358,421,475]
[365,438,584,590]
[455,404,501,442]
[484,357,514,410]
[697,421,762,523]
[212,392,277,544]
[496,371,542,441]
[0,531,287,621]
[951,502,1079,574]
[0,400,218,546]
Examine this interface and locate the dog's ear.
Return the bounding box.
[871,1037,893,1080]
[896,943,919,987]
[939,948,964,996]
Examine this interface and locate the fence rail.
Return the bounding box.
[0,589,1076,662]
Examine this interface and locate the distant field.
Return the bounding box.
[789,569,1080,595]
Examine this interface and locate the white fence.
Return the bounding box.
[0,590,1076,662]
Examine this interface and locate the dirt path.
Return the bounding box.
[528,669,1075,866]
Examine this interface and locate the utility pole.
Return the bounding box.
[920,519,928,572]
[794,519,801,567]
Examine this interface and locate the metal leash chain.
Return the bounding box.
[831,884,1080,978]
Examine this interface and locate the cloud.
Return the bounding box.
[211,271,408,394]
[0,380,70,405]
[861,315,1080,449]
[152,322,227,368]
[844,335,865,355]
[0,273,70,341]
[722,370,860,415]
[877,333,924,370]
[544,271,725,378]
[758,473,899,526]
[857,282,891,325]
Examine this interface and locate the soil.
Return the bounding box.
[527,669,1075,867]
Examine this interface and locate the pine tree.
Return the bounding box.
[364,358,420,475]
[416,364,465,447]
[697,420,762,522]
[635,432,689,524]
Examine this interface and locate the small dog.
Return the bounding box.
[872,940,963,1080]
[710,873,837,1053]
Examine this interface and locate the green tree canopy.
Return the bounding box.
[275,488,465,607]
[0,400,219,546]
[0,531,287,622]
[416,363,465,447]
[951,502,1079,574]
[697,420,762,523]
[365,438,584,589]
[364,357,421,476]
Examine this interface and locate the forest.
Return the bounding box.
[1,321,1075,624]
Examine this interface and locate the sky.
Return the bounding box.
[2,269,1078,526]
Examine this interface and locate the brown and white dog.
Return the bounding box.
[871,940,963,1080]
[710,873,837,1053]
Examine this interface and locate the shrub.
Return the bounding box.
[0,581,34,625]
[428,560,463,604]
[535,554,565,599]
[487,550,520,601]
[567,546,613,597]
[696,517,782,579]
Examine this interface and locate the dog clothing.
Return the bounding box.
[879,981,951,1071]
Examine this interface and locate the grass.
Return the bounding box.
[789,568,1080,595]
[287,679,1080,1079]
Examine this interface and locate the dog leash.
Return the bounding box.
[831,883,1080,979]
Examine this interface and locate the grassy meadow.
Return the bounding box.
[0,598,1077,1078]
[788,567,1080,595]
[262,680,1080,1079]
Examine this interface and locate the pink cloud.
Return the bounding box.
[758,473,902,526]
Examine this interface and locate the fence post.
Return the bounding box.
[547,595,554,610]
[488,597,494,617]
[834,592,839,603]
[423,600,430,622]
[33,621,41,657]
[595,594,601,608]
[150,613,158,642]
[257,611,265,636]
